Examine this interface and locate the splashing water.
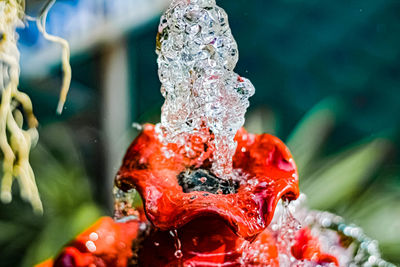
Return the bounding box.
[277,198,347,267]
[276,200,303,266]
[156,0,255,177]
[265,195,395,267]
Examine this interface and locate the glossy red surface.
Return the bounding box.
[116,124,299,240]
[138,215,279,266]
[37,126,342,266]
[291,227,339,266]
[43,217,140,267]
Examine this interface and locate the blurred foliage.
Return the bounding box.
[223,0,400,138]
[0,124,102,267]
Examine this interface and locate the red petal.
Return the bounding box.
[291,227,339,266]
[138,215,279,266]
[116,124,299,239]
[53,217,140,267]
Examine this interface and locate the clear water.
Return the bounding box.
[170,229,183,259]
[156,0,255,177]
[266,195,393,267]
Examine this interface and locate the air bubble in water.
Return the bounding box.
[276,200,302,264]
[174,249,183,259]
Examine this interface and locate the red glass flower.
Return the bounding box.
[116,124,299,240]
[37,125,341,266]
[291,227,339,266]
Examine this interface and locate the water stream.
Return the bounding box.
[156,0,255,178]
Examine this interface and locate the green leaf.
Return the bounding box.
[287,99,339,176]
[0,221,21,243]
[245,107,278,135]
[303,138,390,210]
[22,203,102,267]
[0,124,103,267]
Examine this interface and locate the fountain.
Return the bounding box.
[36,0,394,266]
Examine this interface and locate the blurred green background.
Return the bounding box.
[1,0,400,266]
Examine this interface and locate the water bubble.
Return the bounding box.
[174,249,183,259]
[89,232,98,241]
[170,229,184,260]
[85,241,96,253]
[132,122,143,131]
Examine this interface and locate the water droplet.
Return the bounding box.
[174,249,183,259]
[169,229,184,260]
[86,241,96,252]
[89,232,98,241]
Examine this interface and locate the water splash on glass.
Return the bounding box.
[156,0,255,178]
[266,195,394,267]
[274,200,303,266]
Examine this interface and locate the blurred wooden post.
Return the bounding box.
[101,40,132,208]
